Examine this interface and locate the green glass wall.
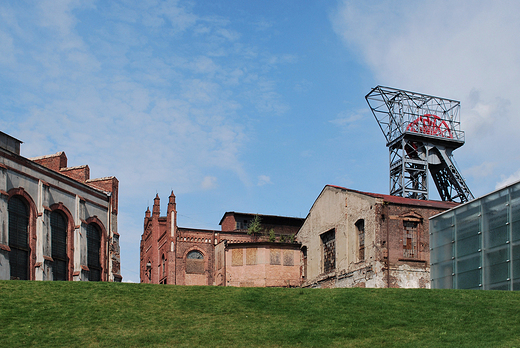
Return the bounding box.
[430,181,520,290]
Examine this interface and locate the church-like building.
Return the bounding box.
[139,192,304,286]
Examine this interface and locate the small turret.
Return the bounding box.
[153,193,160,217]
[167,191,177,239]
[168,191,176,212]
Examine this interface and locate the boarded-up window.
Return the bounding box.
[186,250,205,274]
[246,248,257,265]
[283,250,294,266]
[270,249,281,265]
[321,229,335,273]
[216,249,223,270]
[403,221,418,258]
[232,248,243,266]
[356,219,365,261]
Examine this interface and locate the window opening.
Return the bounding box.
[186,250,204,274]
[321,229,335,273]
[356,219,365,261]
[8,197,29,280]
[302,246,308,280]
[162,254,166,278]
[403,221,418,258]
[87,224,102,281]
[51,211,68,281]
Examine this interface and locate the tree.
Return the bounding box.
[268,229,276,242]
[247,215,262,235]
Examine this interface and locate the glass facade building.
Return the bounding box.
[430,181,520,290]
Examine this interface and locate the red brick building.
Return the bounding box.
[139,192,303,285]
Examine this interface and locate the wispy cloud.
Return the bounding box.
[0,0,299,282]
[496,170,520,190]
[201,176,218,190]
[329,110,365,130]
[257,175,272,186]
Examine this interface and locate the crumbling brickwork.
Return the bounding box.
[297,185,457,289]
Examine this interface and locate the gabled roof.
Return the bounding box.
[323,185,459,209]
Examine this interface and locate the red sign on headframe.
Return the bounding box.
[406,114,452,139]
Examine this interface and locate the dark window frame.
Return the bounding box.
[8,196,30,280]
[355,219,365,261]
[321,229,336,274]
[87,223,102,281]
[51,210,68,281]
[403,220,419,258]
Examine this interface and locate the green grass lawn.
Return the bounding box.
[1,281,519,347]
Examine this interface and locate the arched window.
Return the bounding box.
[162,254,166,277]
[87,224,102,281]
[8,196,29,280]
[51,211,68,281]
[186,250,204,274]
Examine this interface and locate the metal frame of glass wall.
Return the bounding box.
[430,181,520,290]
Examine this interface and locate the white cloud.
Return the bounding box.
[496,170,520,190]
[329,110,365,129]
[331,0,520,196]
[258,175,272,186]
[201,176,218,190]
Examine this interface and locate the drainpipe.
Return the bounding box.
[385,203,390,288]
[107,192,112,282]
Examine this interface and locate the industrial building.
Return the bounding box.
[0,131,121,282]
[139,192,303,286]
[297,185,456,288]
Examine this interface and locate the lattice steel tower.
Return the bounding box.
[366,86,473,203]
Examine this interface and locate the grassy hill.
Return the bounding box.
[1,281,519,347]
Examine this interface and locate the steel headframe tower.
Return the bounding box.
[366,86,474,203]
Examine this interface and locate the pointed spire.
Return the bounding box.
[145,207,151,218]
[152,194,160,216]
[168,190,176,205]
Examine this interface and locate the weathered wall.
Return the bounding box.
[0,147,120,282]
[224,244,300,287]
[140,198,304,287]
[297,186,347,281]
[298,185,455,289]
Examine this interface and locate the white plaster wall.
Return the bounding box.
[392,264,430,289]
[297,187,347,281]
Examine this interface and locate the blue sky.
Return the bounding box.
[2,0,520,283]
